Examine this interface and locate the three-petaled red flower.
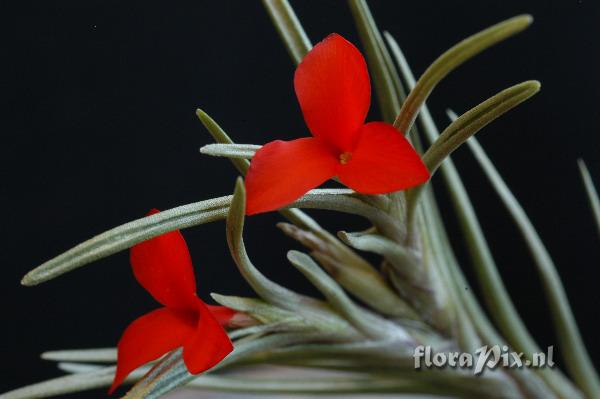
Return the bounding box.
[245,33,430,215]
[109,210,234,394]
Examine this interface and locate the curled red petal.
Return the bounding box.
[130,210,198,309]
[294,33,371,152]
[109,307,197,394]
[207,305,237,327]
[182,300,233,374]
[245,137,338,215]
[337,122,430,193]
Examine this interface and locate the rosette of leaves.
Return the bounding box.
[3,1,599,399]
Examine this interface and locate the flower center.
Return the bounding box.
[339,151,352,165]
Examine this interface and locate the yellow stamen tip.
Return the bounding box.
[339,152,352,165]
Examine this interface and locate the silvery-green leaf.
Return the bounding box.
[389,34,582,399]
[406,80,539,231]
[276,222,414,318]
[289,191,404,241]
[286,250,413,345]
[422,81,540,175]
[393,15,533,134]
[196,108,250,174]
[210,293,303,326]
[21,196,231,286]
[42,348,116,363]
[578,159,600,238]
[226,178,322,311]
[310,251,418,319]
[261,0,311,65]
[227,323,296,340]
[123,333,327,399]
[200,143,260,159]
[338,231,420,280]
[465,134,600,397]
[0,366,116,399]
[22,189,364,286]
[347,0,402,122]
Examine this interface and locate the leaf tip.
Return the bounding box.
[527,79,541,92]
[285,249,305,265]
[195,108,207,119]
[20,272,37,287]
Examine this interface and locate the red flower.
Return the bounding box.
[245,33,430,215]
[109,210,234,394]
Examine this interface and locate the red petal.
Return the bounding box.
[294,33,371,152]
[337,122,430,193]
[207,305,237,326]
[109,307,197,394]
[182,300,233,374]
[245,137,337,215]
[130,210,198,309]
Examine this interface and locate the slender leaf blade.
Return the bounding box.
[393,15,532,134]
[578,159,600,238]
[466,135,600,397]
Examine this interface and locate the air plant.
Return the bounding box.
[3,1,599,399]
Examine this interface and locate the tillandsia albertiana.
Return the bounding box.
[4,1,600,399]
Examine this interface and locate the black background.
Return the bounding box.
[2,0,599,397]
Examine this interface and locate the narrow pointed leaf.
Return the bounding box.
[388,35,582,399]
[338,231,420,280]
[123,333,324,399]
[22,189,367,286]
[196,108,250,174]
[347,0,401,122]
[210,293,303,326]
[21,197,231,286]
[422,80,540,174]
[42,348,117,363]
[467,135,600,397]
[286,250,412,344]
[578,159,600,238]
[393,14,532,134]
[226,178,322,310]
[310,251,418,319]
[277,222,415,318]
[261,0,311,65]
[200,143,261,159]
[0,366,116,399]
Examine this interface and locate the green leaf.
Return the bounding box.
[423,81,540,175]
[291,191,404,241]
[0,366,116,399]
[41,348,116,363]
[338,231,420,281]
[200,143,260,159]
[347,0,402,122]
[123,333,326,399]
[407,80,539,233]
[310,250,418,319]
[277,222,416,319]
[387,33,582,399]
[466,134,600,398]
[578,159,600,238]
[196,109,251,174]
[210,293,303,326]
[261,0,311,65]
[21,189,372,286]
[21,196,231,286]
[226,178,322,310]
[286,250,413,344]
[393,15,532,134]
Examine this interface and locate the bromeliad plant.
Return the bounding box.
[4,1,600,399]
